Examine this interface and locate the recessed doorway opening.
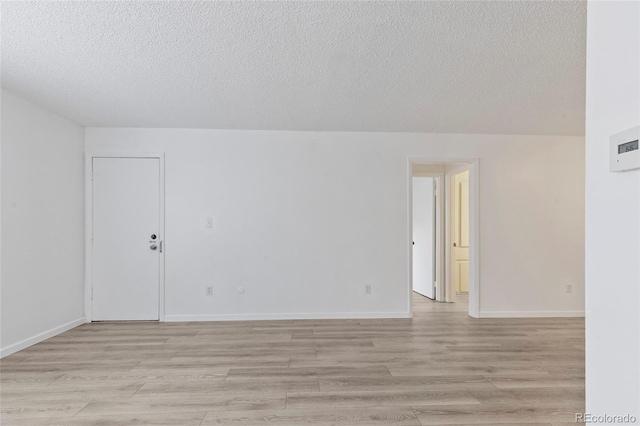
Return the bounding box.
[408,159,480,318]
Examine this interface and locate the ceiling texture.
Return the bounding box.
[1,1,586,135]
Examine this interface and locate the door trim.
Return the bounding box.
[407,158,480,318]
[84,152,166,322]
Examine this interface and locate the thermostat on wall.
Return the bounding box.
[610,126,639,172]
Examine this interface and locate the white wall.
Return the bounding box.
[585,0,640,419]
[86,128,585,320]
[1,89,85,357]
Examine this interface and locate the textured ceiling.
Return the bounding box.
[1,1,586,135]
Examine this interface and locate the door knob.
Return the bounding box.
[150,244,157,250]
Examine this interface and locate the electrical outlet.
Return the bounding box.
[206,286,213,296]
[565,284,573,294]
[365,285,372,294]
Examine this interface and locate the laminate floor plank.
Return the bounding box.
[288,357,443,369]
[171,348,316,359]
[133,378,319,396]
[19,352,178,363]
[133,359,291,370]
[0,411,207,426]
[166,333,293,344]
[125,366,233,377]
[318,375,495,392]
[0,293,584,425]
[285,389,481,409]
[1,399,93,419]
[56,371,229,383]
[1,361,141,373]
[226,365,393,380]
[242,340,377,350]
[313,350,451,360]
[74,394,286,416]
[40,337,170,345]
[0,371,63,385]
[412,404,579,424]
[388,364,550,377]
[487,374,584,389]
[1,381,144,400]
[201,407,422,425]
[467,388,584,409]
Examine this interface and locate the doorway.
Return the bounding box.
[85,153,165,321]
[408,159,479,318]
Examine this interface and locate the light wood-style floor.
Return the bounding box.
[1,293,585,425]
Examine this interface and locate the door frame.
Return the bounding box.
[84,152,166,322]
[407,158,480,318]
[410,172,444,302]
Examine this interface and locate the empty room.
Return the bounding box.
[1,1,638,425]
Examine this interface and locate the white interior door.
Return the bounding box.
[412,177,435,299]
[92,157,161,320]
[453,171,470,294]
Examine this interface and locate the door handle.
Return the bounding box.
[159,241,163,253]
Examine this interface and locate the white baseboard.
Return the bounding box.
[0,317,86,358]
[478,310,585,318]
[164,311,411,322]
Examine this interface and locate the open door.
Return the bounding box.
[453,170,470,294]
[412,176,436,299]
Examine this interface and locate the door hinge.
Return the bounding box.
[91,288,93,300]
